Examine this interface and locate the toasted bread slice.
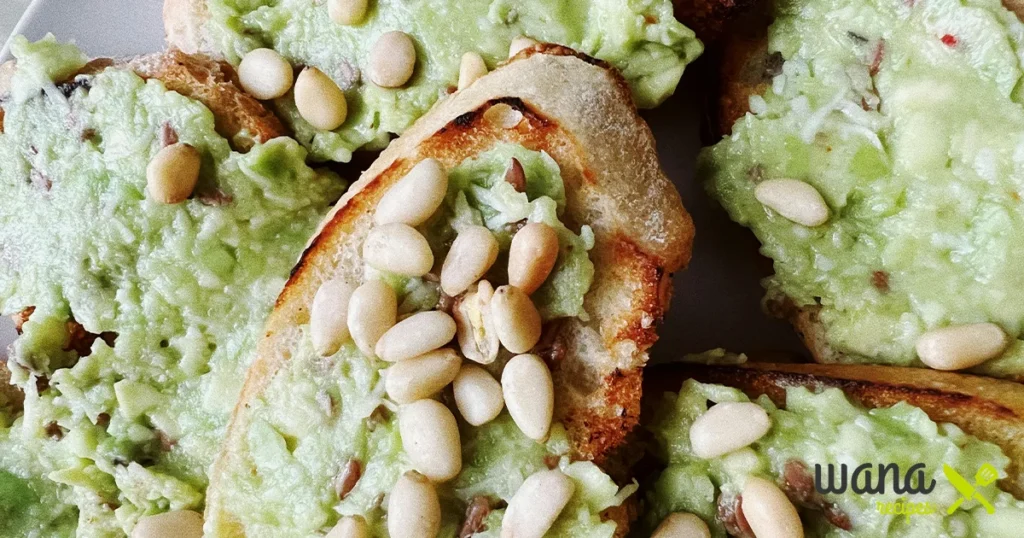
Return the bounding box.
[710,0,1024,382]
[0,48,287,412]
[0,50,283,147]
[206,46,692,534]
[645,362,1024,497]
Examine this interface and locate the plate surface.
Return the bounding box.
[0,2,806,363]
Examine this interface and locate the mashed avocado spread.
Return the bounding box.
[209,145,627,537]
[643,380,1024,537]
[0,36,344,536]
[206,0,702,162]
[702,0,1024,376]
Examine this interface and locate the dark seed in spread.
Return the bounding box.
[155,430,177,452]
[44,421,65,440]
[871,270,890,292]
[717,494,755,538]
[504,158,526,192]
[458,496,491,538]
[12,307,35,334]
[334,459,362,500]
[161,122,179,147]
[782,460,852,530]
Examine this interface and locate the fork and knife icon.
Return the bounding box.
[943,463,998,515]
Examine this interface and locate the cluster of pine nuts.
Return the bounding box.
[648,401,803,538]
[233,0,541,135]
[309,156,576,538]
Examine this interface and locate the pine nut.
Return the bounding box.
[363,223,434,277]
[689,402,770,459]
[652,513,711,538]
[501,354,553,441]
[916,322,1009,370]
[508,223,559,294]
[310,278,356,357]
[328,0,368,26]
[294,67,348,131]
[483,103,523,129]
[491,286,542,353]
[458,52,487,90]
[369,31,416,88]
[386,349,461,404]
[753,178,829,227]
[501,469,574,538]
[388,472,441,538]
[509,36,539,59]
[441,226,499,296]
[741,477,804,538]
[147,143,201,204]
[398,400,462,482]
[238,48,293,100]
[131,510,204,538]
[347,280,398,357]
[375,311,456,362]
[453,364,503,426]
[375,158,448,226]
[325,516,368,538]
[454,280,499,364]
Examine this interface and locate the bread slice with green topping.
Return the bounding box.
[0,47,287,413]
[0,36,346,537]
[162,0,705,162]
[205,46,693,537]
[705,0,1024,381]
[640,361,1024,535]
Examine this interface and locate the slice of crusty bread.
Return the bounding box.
[0,50,284,148]
[712,1,1024,383]
[644,362,1024,498]
[0,49,287,411]
[165,0,747,54]
[205,45,693,533]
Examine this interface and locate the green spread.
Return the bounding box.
[206,0,703,161]
[702,0,1024,376]
[210,145,623,536]
[642,380,1024,537]
[0,36,345,536]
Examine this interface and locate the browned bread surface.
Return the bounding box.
[206,46,693,533]
[645,362,1024,498]
[126,50,285,148]
[0,51,283,147]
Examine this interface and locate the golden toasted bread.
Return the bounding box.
[0,50,283,147]
[645,362,1024,497]
[205,45,693,534]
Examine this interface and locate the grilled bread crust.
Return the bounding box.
[644,362,1024,498]
[205,46,693,534]
[0,50,284,146]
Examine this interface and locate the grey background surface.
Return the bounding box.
[0,0,807,362]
